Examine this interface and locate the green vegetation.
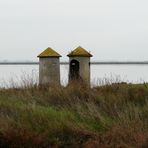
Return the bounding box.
[0,82,148,147]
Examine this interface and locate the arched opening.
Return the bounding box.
[70,59,80,81]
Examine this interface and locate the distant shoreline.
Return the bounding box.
[0,61,148,65]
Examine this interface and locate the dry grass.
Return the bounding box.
[0,80,148,147]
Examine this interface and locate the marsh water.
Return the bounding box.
[0,64,148,87]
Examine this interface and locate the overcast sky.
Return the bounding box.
[0,0,148,61]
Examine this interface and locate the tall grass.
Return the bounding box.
[0,77,148,147]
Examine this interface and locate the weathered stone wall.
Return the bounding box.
[39,58,60,85]
[69,57,90,84]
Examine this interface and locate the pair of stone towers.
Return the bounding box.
[37,46,93,85]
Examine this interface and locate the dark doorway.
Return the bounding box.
[70,59,80,81]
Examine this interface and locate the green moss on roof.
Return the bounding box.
[67,46,93,57]
[38,47,61,58]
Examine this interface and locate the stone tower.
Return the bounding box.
[37,47,61,85]
[67,46,93,84]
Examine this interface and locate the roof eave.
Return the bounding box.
[67,54,93,57]
[37,55,62,58]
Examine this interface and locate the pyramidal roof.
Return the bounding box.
[38,47,61,58]
[67,46,93,57]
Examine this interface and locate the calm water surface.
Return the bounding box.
[0,65,148,87]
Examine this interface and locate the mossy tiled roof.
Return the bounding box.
[67,46,93,57]
[38,47,61,57]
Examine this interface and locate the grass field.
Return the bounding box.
[0,81,148,147]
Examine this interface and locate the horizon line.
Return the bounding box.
[0,61,148,65]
